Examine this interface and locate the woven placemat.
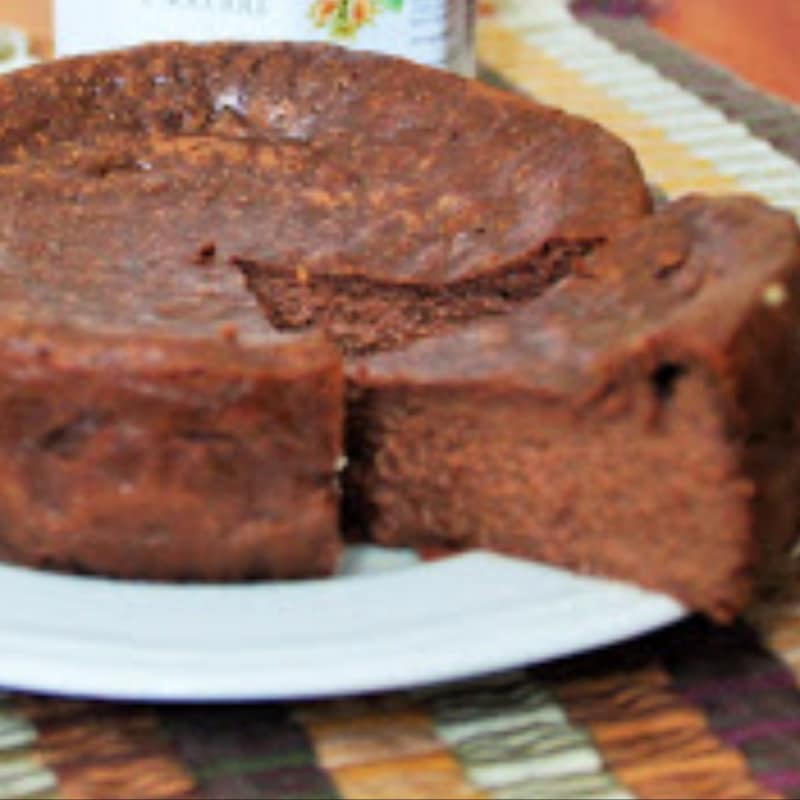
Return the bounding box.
[2,3,800,798]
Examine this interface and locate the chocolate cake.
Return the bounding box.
[347,196,800,621]
[0,41,651,581]
[4,43,797,618]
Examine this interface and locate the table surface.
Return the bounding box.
[652,0,800,105]
[1,3,800,800]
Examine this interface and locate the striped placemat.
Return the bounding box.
[2,2,800,798]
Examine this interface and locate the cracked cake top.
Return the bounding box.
[0,40,651,320]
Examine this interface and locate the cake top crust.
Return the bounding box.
[0,40,650,307]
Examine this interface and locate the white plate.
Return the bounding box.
[0,28,685,703]
[0,548,685,701]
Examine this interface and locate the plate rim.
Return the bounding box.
[0,551,687,702]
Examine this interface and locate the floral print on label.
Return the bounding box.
[310,0,403,40]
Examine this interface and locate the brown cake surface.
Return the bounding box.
[348,196,800,620]
[1,40,649,292]
[0,41,651,581]
[0,323,343,580]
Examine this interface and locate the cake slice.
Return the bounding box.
[0,228,345,580]
[0,240,344,580]
[0,52,346,578]
[347,196,800,620]
[0,319,343,581]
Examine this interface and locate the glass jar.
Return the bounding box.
[54,0,476,76]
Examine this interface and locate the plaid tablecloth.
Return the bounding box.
[2,2,800,798]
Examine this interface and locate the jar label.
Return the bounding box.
[55,0,474,74]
